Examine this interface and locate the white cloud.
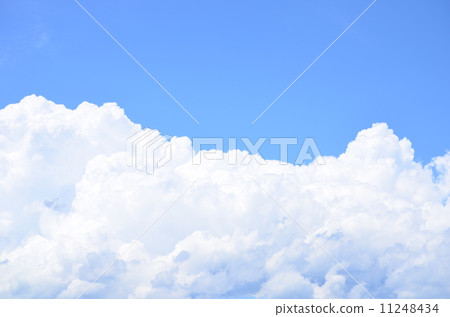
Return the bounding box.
[0,95,449,298]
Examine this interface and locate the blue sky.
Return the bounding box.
[1,1,450,299]
[1,0,449,163]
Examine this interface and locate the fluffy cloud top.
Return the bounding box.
[0,95,449,298]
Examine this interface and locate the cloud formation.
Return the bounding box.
[0,95,449,298]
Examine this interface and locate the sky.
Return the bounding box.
[1,0,450,163]
[1,0,450,299]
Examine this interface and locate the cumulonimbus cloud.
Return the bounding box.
[0,95,449,298]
